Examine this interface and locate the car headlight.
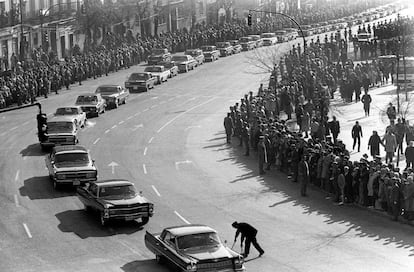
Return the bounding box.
[186,263,197,271]
[104,208,109,218]
[148,204,154,212]
[56,173,66,180]
[86,171,96,178]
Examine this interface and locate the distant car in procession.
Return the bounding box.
[75,93,106,118]
[125,72,157,92]
[275,30,289,43]
[228,40,242,54]
[216,41,234,57]
[148,48,172,65]
[145,224,245,272]
[144,65,171,84]
[77,179,154,226]
[260,32,277,46]
[284,28,299,40]
[239,37,256,51]
[248,34,263,47]
[40,116,79,150]
[185,49,205,65]
[200,45,220,62]
[54,106,87,128]
[95,85,129,109]
[158,61,179,78]
[45,145,97,189]
[172,55,198,72]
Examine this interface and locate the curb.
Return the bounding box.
[0,102,40,114]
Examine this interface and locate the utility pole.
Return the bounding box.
[19,0,25,61]
[396,13,400,113]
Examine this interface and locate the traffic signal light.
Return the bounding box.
[81,4,86,14]
[37,113,48,142]
[247,14,252,26]
[44,32,49,43]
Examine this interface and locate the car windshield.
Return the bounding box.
[239,37,250,42]
[129,73,147,80]
[47,122,74,133]
[55,107,78,115]
[201,46,214,51]
[76,95,98,104]
[54,152,89,165]
[152,49,166,55]
[275,31,287,35]
[145,66,163,72]
[172,56,189,62]
[162,63,173,68]
[176,232,221,250]
[96,86,118,94]
[261,33,275,38]
[99,185,137,199]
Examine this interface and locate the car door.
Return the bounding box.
[45,152,54,177]
[86,183,100,211]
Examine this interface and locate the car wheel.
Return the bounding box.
[141,216,150,225]
[100,212,107,226]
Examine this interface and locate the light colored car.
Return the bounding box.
[228,40,242,54]
[45,145,97,189]
[40,116,79,150]
[144,66,171,84]
[216,41,233,57]
[185,49,205,65]
[54,106,86,128]
[172,55,198,73]
[125,72,157,92]
[158,61,179,78]
[275,30,289,43]
[145,224,245,272]
[75,93,106,118]
[77,179,154,226]
[260,32,277,46]
[95,85,129,109]
[248,34,263,47]
[148,48,172,65]
[239,37,256,51]
[200,45,220,62]
[284,28,298,40]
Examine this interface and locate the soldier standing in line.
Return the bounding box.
[232,221,264,258]
[298,154,309,197]
[241,122,250,156]
[258,136,267,175]
[224,113,233,144]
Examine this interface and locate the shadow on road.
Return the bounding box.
[55,209,144,239]
[121,259,171,272]
[19,176,74,199]
[20,143,47,157]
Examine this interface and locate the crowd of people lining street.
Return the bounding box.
[0,1,409,109]
[224,26,414,222]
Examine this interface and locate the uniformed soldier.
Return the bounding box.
[241,122,250,156]
[258,136,267,175]
[224,113,233,144]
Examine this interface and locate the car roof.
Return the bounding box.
[97,85,121,88]
[165,224,217,236]
[93,179,134,187]
[78,93,98,97]
[49,115,76,122]
[53,145,88,153]
[56,106,81,110]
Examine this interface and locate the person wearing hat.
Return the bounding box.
[352,121,363,152]
[258,136,267,175]
[224,113,234,144]
[404,141,414,169]
[232,221,264,258]
[368,130,382,158]
[298,153,310,196]
[382,129,397,164]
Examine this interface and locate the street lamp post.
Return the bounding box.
[19,0,26,61]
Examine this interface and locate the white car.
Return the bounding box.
[144,66,171,84]
[54,106,87,128]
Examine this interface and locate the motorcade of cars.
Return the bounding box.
[148,48,172,65]
[45,145,97,189]
[144,65,171,84]
[260,32,277,46]
[54,106,86,128]
[228,40,242,54]
[145,224,245,272]
[77,179,154,226]
[95,85,129,109]
[216,41,234,57]
[158,61,179,78]
[40,116,79,150]
[172,55,198,73]
[275,30,289,43]
[239,36,255,51]
[284,28,298,41]
[125,72,157,92]
[248,34,263,47]
[185,49,205,65]
[200,45,220,62]
[75,93,106,118]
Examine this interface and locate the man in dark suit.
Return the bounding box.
[352,121,363,152]
[224,113,233,144]
[232,221,264,258]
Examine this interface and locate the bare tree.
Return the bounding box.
[244,46,282,75]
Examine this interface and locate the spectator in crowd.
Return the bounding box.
[368,130,382,158]
[405,141,414,169]
[383,129,397,164]
[361,90,372,116]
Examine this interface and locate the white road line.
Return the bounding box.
[157,97,216,133]
[174,211,191,225]
[23,223,32,238]
[143,108,149,112]
[23,156,27,161]
[127,116,133,120]
[119,121,124,125]
[14,194,20,207]
[15,170,20,182]
[151,97,159,100]
[111,125,117,129]
[21,121,29,126]
[142,164,147,174]
[148,137,154,144]
[134,112,140,116]
[105,129,110,134]
[150,105,157,109]
[9,126,18,131]
[168,97,174,101]
[152,185,161,197]
[143,147,148,156]
[0,131,6,137]
[93,138,100,145]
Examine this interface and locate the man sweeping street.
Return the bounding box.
[232,221,265,258]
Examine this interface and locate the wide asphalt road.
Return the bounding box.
[1,11,414,272]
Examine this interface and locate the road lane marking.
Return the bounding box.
[93,138,100,145]
[143,147,148,156]
[157,97,216,133]
[174,211,191,225]
[168,97,174,101]
[14,194,20,207]
[105,129,110,134]
[0,131,6,137]
[15,170,20,182]
[152,185,161,197]
[185,125,201,131]
[21,121,29,126]
[148,137,154,143]
[23,223,32,238]
[111,125,117,129]
[175,160,193,170]
[127,116,133,120]
[151,97,158,100]
[142,164,147,174]
[134,112,141,116]
[132,124,143,131]
[150,105,157,109]
[9,126,18,131]
[118,121,124,125]
[143,108,149,112]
